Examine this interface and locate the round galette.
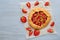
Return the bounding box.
[28,7,51,30]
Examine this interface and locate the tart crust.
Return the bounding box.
[28,7,51,30]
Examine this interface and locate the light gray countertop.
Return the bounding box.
[0,0,60,40]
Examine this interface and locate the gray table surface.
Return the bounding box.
[0,0,60,40]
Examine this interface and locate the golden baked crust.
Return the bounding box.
[28,7,51,30]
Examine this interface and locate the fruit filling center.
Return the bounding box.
[31,11,47,26]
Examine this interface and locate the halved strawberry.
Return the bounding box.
[22,8,27,13]
[33,13,37,17]
[29,30,33,36]
[34,30,40,36]
[26,2,31,8]
[50,22,55,27]
[44,2,50,6]
[47,28,54,33]
[20,16,27,23]
[26,27,32,31]
[34,1,39,6]
[35,21,39,25]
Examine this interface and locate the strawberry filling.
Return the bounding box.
[31,11,47,26]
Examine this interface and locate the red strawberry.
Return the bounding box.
[20,16,27,23]
[34,1,39,6]
[50,22,55,27]
[34,30,40,36]
[22,8,27,13]
[47,28,54,33]
[29,30,33,36]
[26,27,32,31]
[44,2,50,6]
[26,2,31,8]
